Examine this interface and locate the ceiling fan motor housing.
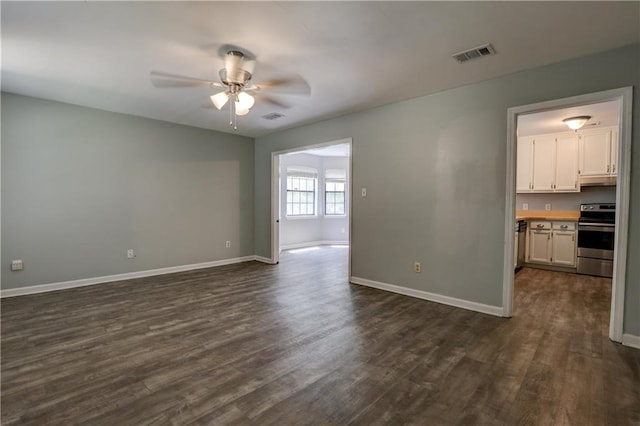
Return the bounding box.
[220,50,252,86]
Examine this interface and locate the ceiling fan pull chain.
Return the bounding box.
[231,93,238,130]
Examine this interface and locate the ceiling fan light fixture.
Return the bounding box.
[236,92,255,110]
[235,105,250,116]
[563,115,591,130]
[211,91,229,110]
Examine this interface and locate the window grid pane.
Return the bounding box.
[325,180,346,216]
[286,176,316,216]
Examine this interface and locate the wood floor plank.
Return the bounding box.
[2,248,639,425]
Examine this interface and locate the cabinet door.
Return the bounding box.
[580,130,611,176]
[516,137,534,192]
[529,229,552,264]
[610,128,618,176]
[552,231,576,267]
[514,231,518,269]
[532,135,555,192]
[555,133,579,191]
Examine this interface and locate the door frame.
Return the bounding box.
[270,138,353,275]
[502,86,633,343]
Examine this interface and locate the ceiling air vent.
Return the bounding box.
[262,112,285,121]
[452,43,496,64]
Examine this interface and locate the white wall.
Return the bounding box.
[279,153,349,249]
[516,186,616,211]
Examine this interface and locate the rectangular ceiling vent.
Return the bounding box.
[262,112,285,121]
[452,43,495,64]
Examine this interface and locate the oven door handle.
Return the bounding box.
[578,224,616,232]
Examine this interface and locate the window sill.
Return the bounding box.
[285,215,319,221]
[323,215,348,219]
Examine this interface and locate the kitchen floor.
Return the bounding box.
[1,252,638,425]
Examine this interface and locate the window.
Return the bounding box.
[286,175,316,216]
[325,181,345,215]
[324,169,346,216]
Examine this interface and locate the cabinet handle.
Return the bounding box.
[537,224,544,228]
[561,225,568,229]
[612,164,616,173]
[551,183,553,189]
[572,234,575,242]
[575,180,577,189]
[607,165,610,173]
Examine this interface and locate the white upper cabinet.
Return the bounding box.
[516,132,579,194]
[579,128,611,176]
[532,135,556,192]
[610,128,618,175]
[516,136,534,192]
[554,133,579,192]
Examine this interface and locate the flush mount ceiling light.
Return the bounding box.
[150,46,311,131]
[563,115,591,131]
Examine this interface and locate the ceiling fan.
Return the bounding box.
[150,47,311,130]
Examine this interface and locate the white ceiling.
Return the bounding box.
[518,100,620,136]
[298,143,351,158]
[2,2,638,138]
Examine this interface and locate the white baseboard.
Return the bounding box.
[1,256,256,298]
[255,256,277,264]
[281,240,348,250]
[349,276,504,317]
[622,333,640,349]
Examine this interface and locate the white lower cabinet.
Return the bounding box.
[528,222,552,264]
[527,221,576,267]
[514,231,518,269]
[552,231,577,267]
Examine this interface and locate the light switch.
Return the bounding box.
[361,187,367,197]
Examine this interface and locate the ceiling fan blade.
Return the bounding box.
[256,94,292,109]
[150,71,219,88]
[256,74,311,96]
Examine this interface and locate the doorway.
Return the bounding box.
[270,138,353,273]
[502,87,632,344]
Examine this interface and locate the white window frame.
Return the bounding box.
[286,169,317,217]
[324,179,346,216]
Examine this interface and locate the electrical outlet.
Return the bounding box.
[522,203,529,210]
[361,187,367,197]
[414,262,421,273]
[225,241,231,248]
[127,249,136,259]
[11,260,23,271]
[545,203,552,211]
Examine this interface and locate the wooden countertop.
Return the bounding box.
[516,210,579,221]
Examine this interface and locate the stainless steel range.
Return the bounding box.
[577,203,615,278]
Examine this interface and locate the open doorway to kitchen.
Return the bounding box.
[270,138,352,274]
[502,87,632,345]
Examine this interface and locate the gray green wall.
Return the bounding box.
[2,93,254,290]
[255,45,640,336]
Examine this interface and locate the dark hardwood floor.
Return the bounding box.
[2,246,638,425]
